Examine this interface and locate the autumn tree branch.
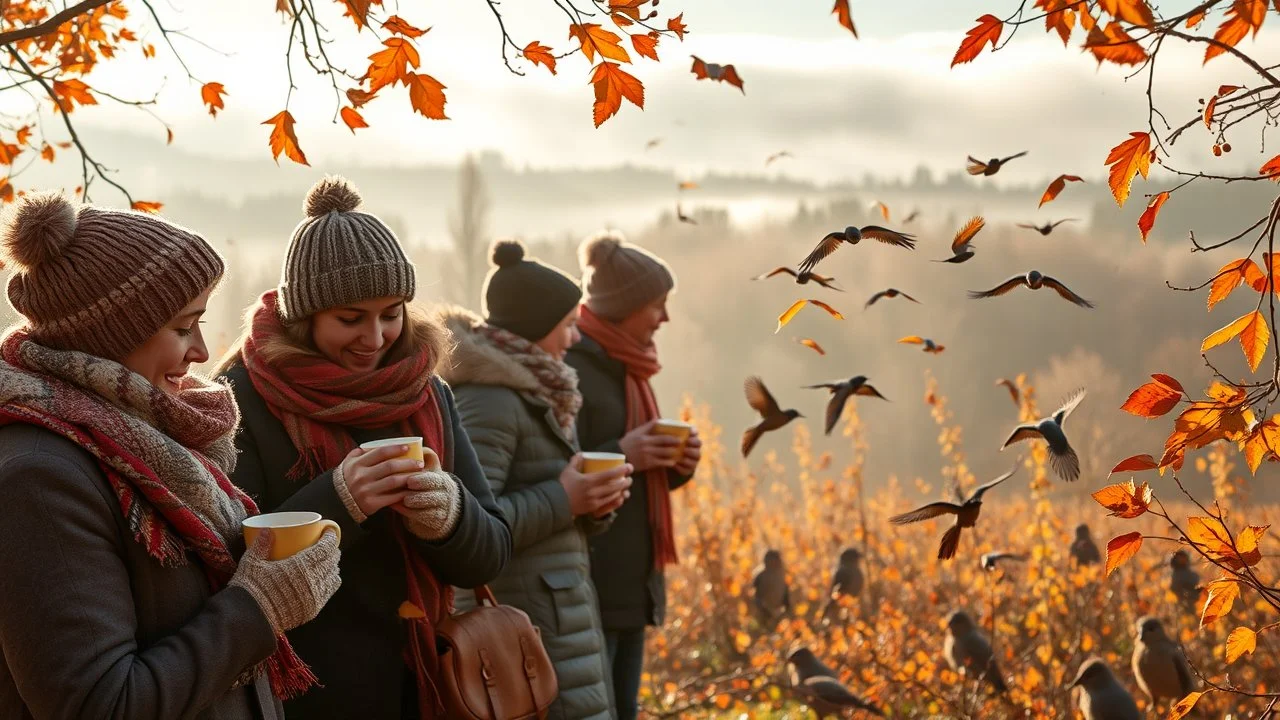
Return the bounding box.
[0,0,113,46]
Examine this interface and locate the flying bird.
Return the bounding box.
[865,288,919,308]
[1132,616,1197,716]
[676,202,697,224]
[752,548,790,623]
[787,648,884,717]
[967,151,1028,176]
[1000,388,1086,482]
[1069,657,1141,720]
[798,225,916,275]
[766,150,792,165]
[967,270,1094,308]
[904,209,921,223]
[644,137,663,151]
[944,610,1008,693]
[1071,523,1102,566]
[1170,550,1201,611]
[805,376,888,436]
[889,461,1018,560]
[742,376,803,457]
[995,378,1020,407]
[753,266,843,291]
[899,336,945,353]
[935,216,985,264]
[1018,218,1078,235]
[690,55,745,93]
[980,551,1026,572]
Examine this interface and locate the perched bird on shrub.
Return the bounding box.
[1132,616,1197,716]
[751,549,790,624]
[1170,550,1201,610]
[822,547,865,620]
[805,376,887,436]
[943,610,1008,694]
[1000,388,1086,482]
[889,461,1019,560]
[787,648,883,717]
[1070,523,1102,566]
[741,376,802,458]
[1068,657,1140,720]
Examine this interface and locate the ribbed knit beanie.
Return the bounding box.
[578,231,675,321]
[278,175,415,321]
[2,192,224,361]
[482,239,582,342]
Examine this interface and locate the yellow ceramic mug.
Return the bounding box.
[243,511,341,561]
[652,419,693,454]
[581,451,626,474]
[360,436,441,470]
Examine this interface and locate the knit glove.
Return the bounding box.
[230,527,342,634]
[401,470,463,541]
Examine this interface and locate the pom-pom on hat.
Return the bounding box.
[482,239,582,342]
[2,191,224,361]
[577,230,675,321]
[278,175,415,321]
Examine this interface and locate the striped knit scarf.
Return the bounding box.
[475,322,582,437]
[0,327,318,700]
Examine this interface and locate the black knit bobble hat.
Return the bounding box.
[482,239,582,342]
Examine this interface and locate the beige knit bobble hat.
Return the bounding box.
[278,175,415,322]
[577,231,675,321]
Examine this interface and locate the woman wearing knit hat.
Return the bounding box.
[565,231,703,720]
[216,175,510,719]
[0,193,341,718]
[437,239,633,720]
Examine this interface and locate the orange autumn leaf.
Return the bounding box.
[1109,454,1158,475]
[1039,173,1084,207]
[1185,516,1233,555]
[1225,627,1257,664]
[1200,579,1239,627]
[39,144,54,162]
[952,14,1003,67]
[338,0,371,29]
[1098,0,1155,25]
[340,106,368,133]
[1207,258,1265,310]
[631,33,660,62]
[397,600,425,618]
[347,87,377,108]
[1153,373,1184,392]
[1137,191,1169,243]
[14,126,31,146]
[523,41,557,75]
[591,61,644,128]
[0,177,12,204]
[51,78,97,112]
[609,0,646,22]
[1205,3,1253,63]
[1121,377,1182,418]
[874,201,890,221]
[570,24,630,64]
[809,299,844,319]
[1186,9,1207,28]
[1104,532,1143,577]
[1039,0,1076,46]
[1084,22,1147,66]
[1235,0,1268,34]
[797,338,826,355]
[382,15,427,38]
[1243,416,1280,472]
[406,73,448,120]
[1105,132,1151,206]
[1170,691,1210,720]
[262,110,309,166]
[130,200,163,213]
[832,0,858,38]
[1241,310,1269,370]
[667,13,688,40]
[775,299,844,333]
[365,38,421,94]
[1091,479,1152,518]
[200,82,226,117]
[0,142,19,165]
[1261,154,1280,180]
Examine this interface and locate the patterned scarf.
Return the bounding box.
[576,305,678,567]
[476,322,582,437]
[0,328,317,700]
[238,290,452,720]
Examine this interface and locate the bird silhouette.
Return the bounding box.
[864,288,919,308]
[787,648,883,717]
[805,376,887,436]
[1170,550,1201,611]
[1069,657,1141,720]
[1017,218,1078,235]
[751,549,790,623]
[644,137,663,151]
[676,202,697,224]
[889,461,1019,560]
[967,151,1028,176]
[798,225,916,275]
[995,378,1021,407]
[980,551,1026,572]
[904,209,921,223]
[742,376,803,457]
[1001,388,1086,482]
[967,270,1094,308]
[830,548,864,600]
[766,150,792,165]
[753,266,842,290]
[899,336,945,353]
[1071,523,1102,566]
[944,610,1008,693]
[1132,616,1198,716]
[934,216,985,263]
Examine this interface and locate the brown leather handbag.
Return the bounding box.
[436,585,558,720]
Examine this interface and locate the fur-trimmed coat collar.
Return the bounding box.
[435,306,542,394]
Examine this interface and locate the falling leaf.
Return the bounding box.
[382,15,427,37]
[874,201,890,221]
[832,0,858,37]
[775,299,843,333]
[1137,191,1169,243]
[1084,22,1147,66]
[347,87,377,108]
[1208,258,1265,310]
[1039,173,1084,207]
[365,38,421,94]
[1261,154,1280,180]
[1109,454,1159,475]
[570,24,631,64]
[131,200,163,213]
[200,82,226,117]
[1091,479,1152,518]
[406,72,448,119]
[1105,132,1151,206]
[1200,579,1239,627]
[809,299,844,319]
[1104,532,1143,577]
[667,13,688,40]
[522,41,557,74]
[340,106,368,133]
[1204,4,1252,63]
[591,61,644,128]
[262,110,309,166]
[797,338,826,355]
[1225,627,1257,664]
[1169,691,1209,720]
[1121,376,1182,417]
[952,15,1003,67]
[631,33,660,62]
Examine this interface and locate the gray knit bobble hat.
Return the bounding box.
[578,231,675,321]
[278,175,415,321]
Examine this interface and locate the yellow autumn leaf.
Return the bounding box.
[1225,626,1257,664]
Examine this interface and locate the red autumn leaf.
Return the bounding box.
[1121,378,1182,418]
[0,177,12,204]
[200,82,226,117]
[1261,154,1280,180]
[1109,454,1159,475]
[522,41,557,75]
[382,15,426,37]
[1039,173,1084,207]
[952,14,1003,67]
[1105,132,1151,206]
[1138,191,1169,243]
[340,106,368,133]
[591,61,644,128]
[365,38,420,94]
[338,0,371,29]
[262,110,309,166]
[131,200,163,213]
[1105,532,1143,577]
[14,126,31,146]
[347,87,377,108]
[832,0,858,38]
[0,142,19,165]
[406,73,448,120]
[667,13,688,40]
[1152,373,1184,393]
[631,33,660,62]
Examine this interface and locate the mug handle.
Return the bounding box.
[316,519,341,546]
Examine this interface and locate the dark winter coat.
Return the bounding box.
[439,308,615,720]
[565,333,692,630]
[0,423,283,720]
[220,361,511,719]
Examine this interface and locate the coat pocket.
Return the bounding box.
[540,568,592,637]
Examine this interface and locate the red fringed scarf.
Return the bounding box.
[239,290,453,719]
[0,328,317,700]
[577,305,678,568]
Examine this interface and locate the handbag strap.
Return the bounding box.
[473,585,499,607]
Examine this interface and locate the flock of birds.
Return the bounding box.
[720,151,1207,718]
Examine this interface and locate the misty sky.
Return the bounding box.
[22,1,1275,189]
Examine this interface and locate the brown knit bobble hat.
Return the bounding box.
[2,192,224,361]
[578,230,675,321]
[278,175,415,322]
